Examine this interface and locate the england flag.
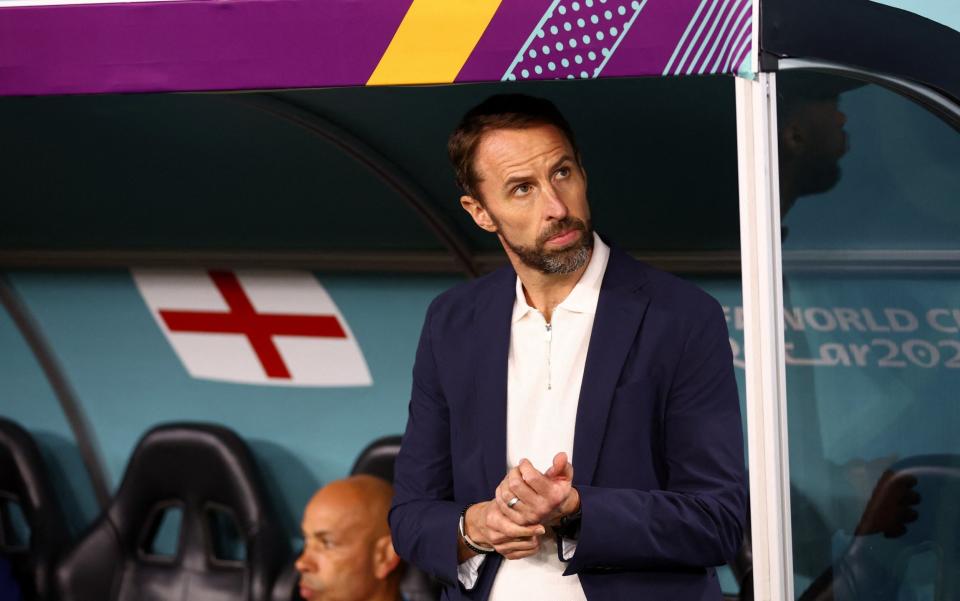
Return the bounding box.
[132,269,372,387]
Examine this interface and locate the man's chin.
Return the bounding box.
[537,245,591,275]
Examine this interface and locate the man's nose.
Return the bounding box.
[542,184,569,220]
[295,552,314,573]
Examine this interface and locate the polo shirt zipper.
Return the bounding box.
[545,322,553,390]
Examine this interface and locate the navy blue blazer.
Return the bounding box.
[390,246,746,601]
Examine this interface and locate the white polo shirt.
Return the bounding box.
[459,232,609,601]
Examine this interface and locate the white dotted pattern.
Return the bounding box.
[505,0,645,81]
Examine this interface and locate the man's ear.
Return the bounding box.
[460,195,497,233]
[372,535,401,580]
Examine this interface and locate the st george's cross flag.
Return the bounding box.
[132,269,372,387]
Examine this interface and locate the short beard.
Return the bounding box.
[496,216,593,275]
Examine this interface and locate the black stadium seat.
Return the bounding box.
[56,423,288,601]
[350,435,402,483]
[270,561,301,601]
[0,417,69,601]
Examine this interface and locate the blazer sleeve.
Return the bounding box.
[564,300,747,574]
[389,298,462,587]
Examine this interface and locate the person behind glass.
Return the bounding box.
[389,94,746,600]
[778,74,854,220]
[776,75,856,581]
[776,76,924,600]
[296,475,403,601]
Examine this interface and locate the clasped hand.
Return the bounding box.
[463,452,580,560]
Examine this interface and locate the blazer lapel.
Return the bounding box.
[573,249,651,486]
[473,267,516,493]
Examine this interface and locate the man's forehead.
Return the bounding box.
[475,125,574,178]
[302,495,365,533]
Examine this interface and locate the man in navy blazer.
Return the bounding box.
[389,94,746,600]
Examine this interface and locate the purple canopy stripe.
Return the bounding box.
[458,0,753,83]
[0,0,751,96]
[455,0,555,83]
[0,0,413,96]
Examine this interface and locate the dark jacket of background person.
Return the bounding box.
[0,556,21,601]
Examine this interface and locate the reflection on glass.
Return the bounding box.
[777,71,960,601]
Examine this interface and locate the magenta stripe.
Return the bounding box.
[0,0,747,95]
[732,43,752,73]
[674,0,721,74]
[682,0,731,74]
[694,0,746,73]
[601,0,705,78]
[0,0,412,96]
[724,21,752,72]
[728,25,753,73]
[694,0,741,73]
[456,0,552,82]
[709,5,750,72]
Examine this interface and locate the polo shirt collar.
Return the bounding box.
[512,232,609,323]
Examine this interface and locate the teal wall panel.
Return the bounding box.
[3,270,462,537]
[0,302,100,533]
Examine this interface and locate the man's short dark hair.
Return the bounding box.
[448,94,580,201]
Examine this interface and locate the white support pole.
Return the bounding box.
[734,72,794,601]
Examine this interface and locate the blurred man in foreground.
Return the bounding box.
[296,475,403,601]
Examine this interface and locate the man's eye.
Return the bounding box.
[514,184,531,196]
[556,167,571,178]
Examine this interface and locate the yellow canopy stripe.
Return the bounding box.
[367,0,503,86]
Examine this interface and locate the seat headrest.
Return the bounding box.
[350,435,402,482]
[109,422,272,540]
[0,417,69,600]
[56,422,289,601]
[0,418,61,517]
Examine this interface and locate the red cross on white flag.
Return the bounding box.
[132,269,372,387]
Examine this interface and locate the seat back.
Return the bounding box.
[736,456,960,601]
[881,455,960,600]
[56,423,288,601]
[349,435,402,483]
[0,417,68,600]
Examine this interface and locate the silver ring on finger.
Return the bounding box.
[507,496,520,508]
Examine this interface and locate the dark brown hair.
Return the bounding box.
[447,94,580,200]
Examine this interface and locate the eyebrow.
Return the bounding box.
[304,529,332,540]
[502,155,574,190]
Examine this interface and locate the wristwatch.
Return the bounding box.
[556,508,582,540]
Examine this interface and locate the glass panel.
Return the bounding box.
[778,70,960,600]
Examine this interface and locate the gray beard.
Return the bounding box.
[501,226,593,275]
